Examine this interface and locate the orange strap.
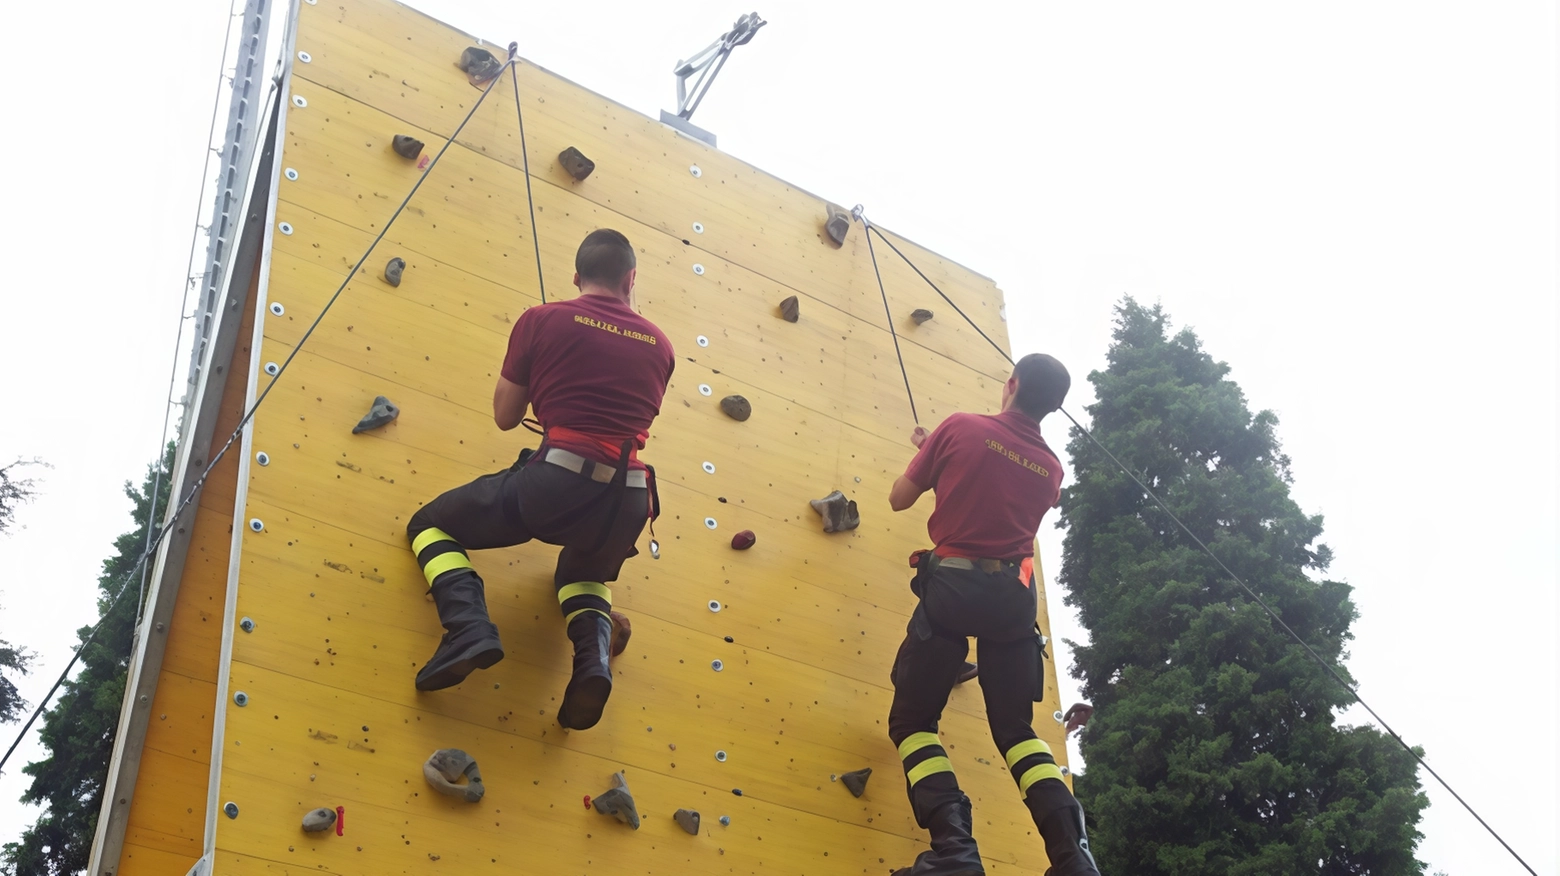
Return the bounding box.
[545,425,644,463]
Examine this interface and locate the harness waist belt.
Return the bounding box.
[938,556,1013,574]
[542,447,648,488]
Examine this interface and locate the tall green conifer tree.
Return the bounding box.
[2,448,173,876]
[1060,299,1427,874]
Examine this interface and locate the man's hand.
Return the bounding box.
[910,426,929,448]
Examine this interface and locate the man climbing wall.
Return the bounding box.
[405,229,674,731]
[884,353,1101,876]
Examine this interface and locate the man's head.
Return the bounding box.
[1003,353,1070,420]
[573,229,637,299]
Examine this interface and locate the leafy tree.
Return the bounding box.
[0,458,48,537]
[1,459,47,727]
[2,447,173,876]
[0,635,30,726]
[1058,299,1427,875]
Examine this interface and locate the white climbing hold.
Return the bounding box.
[689,165,702,178]
[704,517,717,529]
[698,384,712,396]
[708,600,722,612]
[692,264,705,276]
[702,461,715,474]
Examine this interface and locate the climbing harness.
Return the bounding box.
[864,220,1537,875]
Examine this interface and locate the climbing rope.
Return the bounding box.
[863,222,1538,875]
[507,44,547,304]
[858,208,918,425]
[1,55,521,776]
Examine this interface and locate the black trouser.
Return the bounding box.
[888,556,1070,874]
[406,459,650,624]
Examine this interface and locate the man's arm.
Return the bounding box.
[493,376,531,431]
[888,475,926,512]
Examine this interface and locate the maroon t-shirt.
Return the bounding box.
[500,294,675,470]
[903,409,1064,560]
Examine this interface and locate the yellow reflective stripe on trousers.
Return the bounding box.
[897,731,942,760]
[421,551,473,585]
[557,581,612,605]
[412,527,458,556]
[1004,738,1053,769]
[1018,763,1067,794]
[906,756,954,786]
[564,607,611,625]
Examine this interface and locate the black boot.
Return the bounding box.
[557,612,613,730]
[1025,780,1101,876]
[893,797,985,875]
[415,575,504,691]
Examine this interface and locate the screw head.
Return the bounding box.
[249,518,264,532]
[224,802,239,819]
[704,517,717,530]
[708,600,722,612]
[689,165,702,178]
[256,451,270,466]
[233,691,249,706]
[269,302,285,316]
[692,263,705,276]
[702,461,715,474]
[291,94,307,108]
[240,617,255,633]
[264,362,280,376]
[1054,710,1065,723]
[696,335,709,347]
[277,222,293,235]
[692,222,704,234]
[297,51,312,63]
[284,168,298,181]
[711,659,724,672]
[715,750,727,762]
[698,384,712,396]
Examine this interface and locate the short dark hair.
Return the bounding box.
[575,229,636,287]
[1012,353,1070,419]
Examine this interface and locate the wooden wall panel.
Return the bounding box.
[196,2,1072,874]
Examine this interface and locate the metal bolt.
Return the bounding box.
[284,168,298,181]
[269,302,285,316]
[297,51,312,63]
[264,362,280,376]
[708,600,722,612]
[704,517,717,530]
[240,617,255,633]
[715,750,727,762]
[249,518,264,532]
[711,660,723,672]
[702,461,715,474]
[692,222,704,234]
[689,165,702,178]
[1053,710,1065,723]
[256,451,270,466]
[224,802,239,819]
[277,222,293,235]
[696,335,709,347]
[291,95,307,108]
[1060,765,1071,776]
[698,384,712,396]
[233,691,249,706]
[692,264,705,276]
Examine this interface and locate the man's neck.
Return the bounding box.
[579,286,630,305]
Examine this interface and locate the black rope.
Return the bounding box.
[869,221,1538,876]
[1,58,517,776]
[508,47,546,304]
[861,218,918,424]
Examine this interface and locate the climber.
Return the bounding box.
[405,229,674,731]
[883,353,1100,876]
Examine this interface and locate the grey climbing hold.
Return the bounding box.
[384,257,405,287]
[673,808,700,835]
[840,767,872,798]
[824,202,851,246]
[809,490,861,533]
[778,295,799,323]
[720,395,751,422]
[422,749,485,803]
[456,47,503,84]
[352,395,400,434]
[301,807,337,832]
[911,308,934,325]
[719,815,731,827]
[391,135,424,160]
[592,772,640,829]
[558,146,595,181]
[731,788,742,796]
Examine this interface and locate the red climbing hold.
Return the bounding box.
[731,530,756,550]
[336,806,345,836]
[584,795,593,810]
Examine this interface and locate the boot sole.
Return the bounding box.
[557,675,611,730]
[415,643,504,692]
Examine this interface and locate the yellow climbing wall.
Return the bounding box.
[176,1,1071,872]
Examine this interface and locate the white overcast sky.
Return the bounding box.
[0,2,1553,874]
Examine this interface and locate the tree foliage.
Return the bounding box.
[1059,299,1427,875]
[0,458,48,537]
[2,447,173,876]
[1,459,46,727]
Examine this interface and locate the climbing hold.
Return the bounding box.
[809,490,861,533]
[730,530,756,551]
[840,767,872,798]
[731,788,743,796]
[352,395,400,433]
[391,135,424,160]
[456,46,503,84]
[384,257,406,287]
[778,295,800,322]
[336,806,345,836]
[609,610,632,658]
[558,146,595,181]
[301,807,337,832]
[719,815,731,827]
[956,662,979,684]
[723,636,734,643]
[911,308,934,325]
[592,772,640,829]
[824,202,851,246]
[674,808,701,835]
[422,749,485,803]
[720,395,752,422]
